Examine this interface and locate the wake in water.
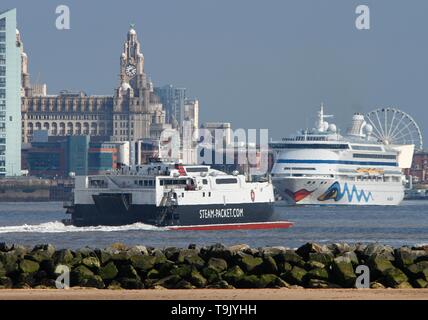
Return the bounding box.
[0,221,164,233]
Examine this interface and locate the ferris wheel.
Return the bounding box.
[365,108,423,151]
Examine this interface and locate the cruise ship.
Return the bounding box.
[270,105,415,206]
[64,162,292,230]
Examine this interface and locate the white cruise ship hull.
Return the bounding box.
[273,176,404,206]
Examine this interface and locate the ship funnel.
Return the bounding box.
[347,113,366,137]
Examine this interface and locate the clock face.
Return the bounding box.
[125,64,137,78]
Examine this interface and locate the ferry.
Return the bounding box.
[270,105,415,206]
[64,162,292,230]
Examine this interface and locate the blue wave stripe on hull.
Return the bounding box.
[277,159,398,167]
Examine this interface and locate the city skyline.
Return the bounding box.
[2,0,428,146]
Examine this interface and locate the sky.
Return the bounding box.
[3,0,428,146]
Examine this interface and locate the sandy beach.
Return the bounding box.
[0,288,427,300]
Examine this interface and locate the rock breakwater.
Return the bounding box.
[0,242,427,289]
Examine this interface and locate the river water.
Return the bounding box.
[0,201,427,249]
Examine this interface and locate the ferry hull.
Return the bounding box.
[273,177,404,206]
[68,202,277,227]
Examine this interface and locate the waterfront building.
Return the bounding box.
[154,85,186,127]
[406,151,428,185]
[201,122,232,146]
[21,25,169,144]
[0,9,21,176]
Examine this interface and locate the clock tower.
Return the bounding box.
[112,25,167,143]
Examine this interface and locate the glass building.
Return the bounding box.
[0,9,21,176]
[154,85,186,126]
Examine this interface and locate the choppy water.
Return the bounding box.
[0,201,427,249]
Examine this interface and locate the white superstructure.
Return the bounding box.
[270,105,416,206]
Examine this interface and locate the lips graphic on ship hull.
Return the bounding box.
[284,189,314,202]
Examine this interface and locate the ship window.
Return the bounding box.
[182,193,184,197]
[353,153,396,159]
[202,192,205,197]
[160,180,164,186]
[148,180,153,186]
[269,143,349,149]
[216,178,238,184]
[185,167,209,173]
[202,179,208,185]
[351,145,383,151]
[144,180,148,186]
[208,192,211,197]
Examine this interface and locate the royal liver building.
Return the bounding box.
[21,26,170,143]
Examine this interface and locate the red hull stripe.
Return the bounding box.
[167,221,294,231]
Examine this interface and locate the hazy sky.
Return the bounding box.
[3,0,428,146]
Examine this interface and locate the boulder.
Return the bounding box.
[307,279,340,288]
[152,249,167,265]
[362,244,394,260]
[305,260,325,270]
[413,278,428,288]
[207,257,228,273]
[163,247,181,261]
[383,268,408,287]
[118,265,140,280]
[80,275,105,289]
[53,249,74,265]
[283,266,307,285]
[340,251,359,266]
[236,275,265,288]
[278,250,305,268]
[95,249,113,265]
[99,261,118,280]
[119,278,144,289]
[278,262,293,274]
[154,275,182,289]
[258,274,281,288]
[170,264,193,278]
[130,254,156,272]
[206,280,234,289]
[157,260,176,277]
[237,253,263,273]
[328,243,354,255]
[368,254,394,277]
[257,256,278,274]
[146,269,160,279]
[28,244,56,263]
[307,267,329,281]
[308,252,334,266]
[127,245,149,256]
[0,262,6,277]
[81,256,101,271]
[189,270,207,288]
[370,281,386,289]
[0,276,13,288]
[0,243,13,252]
[404,261,428,279]
[395,281,413,289]
[202,266,221,283]
[19,259,40,274]
[183,254,205,269]
[332,256,356,287]
[200,243,232,261]
[109,243,128,251]
[174,279,194,289]
[0,251,19,273]
[296,243,326,260]
[261,247,288,258]
[222,265,245,285]
[71,265,94,284]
